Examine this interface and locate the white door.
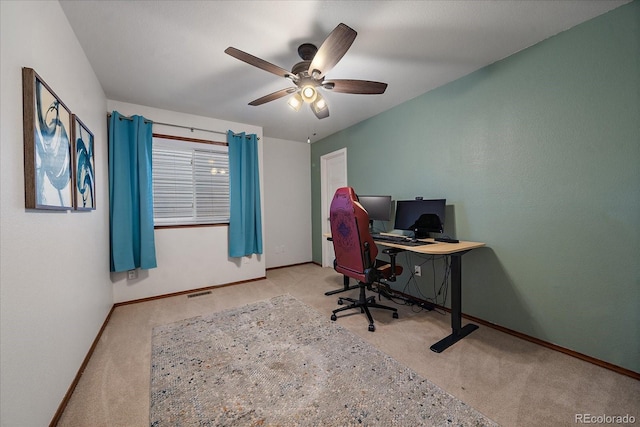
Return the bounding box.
[320,148,347,267]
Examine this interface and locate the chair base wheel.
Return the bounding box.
[329,281,398,332]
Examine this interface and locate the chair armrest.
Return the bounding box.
[381,248,405,282]
[382,248,405,255]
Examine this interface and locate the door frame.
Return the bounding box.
[320,148,347,267]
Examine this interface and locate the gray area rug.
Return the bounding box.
[150,295,498,426]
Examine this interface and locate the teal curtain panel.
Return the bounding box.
[108,111,157,272]
[228,131,263,258]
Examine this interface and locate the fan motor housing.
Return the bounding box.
[291,61,311,76]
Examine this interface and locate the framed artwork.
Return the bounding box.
[71,115,96,210]
[22,67,73,210]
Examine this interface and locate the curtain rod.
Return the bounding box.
[106,113,259,140]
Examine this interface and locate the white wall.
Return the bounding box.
[263,137,312,268]
[107,101,266,303]
[0,4,312,423]
[0,2,111,426]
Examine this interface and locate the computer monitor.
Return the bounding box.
[357,195,392,221]
[394,199,446,238]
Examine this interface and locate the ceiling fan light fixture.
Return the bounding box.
[288,92,303,111]
[311,93,328,113]
[301,85,317,103]
[225,23,386,121]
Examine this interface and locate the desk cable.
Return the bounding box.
[398,252,451,314]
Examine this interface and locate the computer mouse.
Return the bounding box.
[410,239,419,243]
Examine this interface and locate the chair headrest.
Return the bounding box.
[333,186,357,200]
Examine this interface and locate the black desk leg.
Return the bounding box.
[430,252,479,353]
[325,274,359,296]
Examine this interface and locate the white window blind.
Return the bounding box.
[152,136,229,226]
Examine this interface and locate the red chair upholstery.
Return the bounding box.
[329,187,402,331]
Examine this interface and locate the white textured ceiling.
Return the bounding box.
[60,0,628,143]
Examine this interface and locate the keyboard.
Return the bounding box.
[370,233,406,242]
[371,234,433,246]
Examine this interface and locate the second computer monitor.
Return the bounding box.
[357,195,392,221]
[394,199,446,237]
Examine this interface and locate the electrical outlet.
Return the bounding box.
[127,269,137,280]
[414,265,421,277]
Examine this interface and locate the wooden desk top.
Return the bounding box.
[374,237,485,255]
[324,232,485,255]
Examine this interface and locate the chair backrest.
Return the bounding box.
[329,187,378,281]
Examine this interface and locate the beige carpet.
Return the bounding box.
[58,263,639,426]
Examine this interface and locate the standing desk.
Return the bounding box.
[372,236,485,353]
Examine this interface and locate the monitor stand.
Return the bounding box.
[413,229,430,239]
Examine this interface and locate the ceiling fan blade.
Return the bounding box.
[225,47,291,78]
[248,87,298,106]
[311,103,329,120]
[323,79,387,94]
[308,23,357,79]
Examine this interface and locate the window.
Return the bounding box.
[152,134,229,226]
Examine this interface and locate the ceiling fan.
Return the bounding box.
[225,23,387,120]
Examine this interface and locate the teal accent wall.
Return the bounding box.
[311,2,639,373]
